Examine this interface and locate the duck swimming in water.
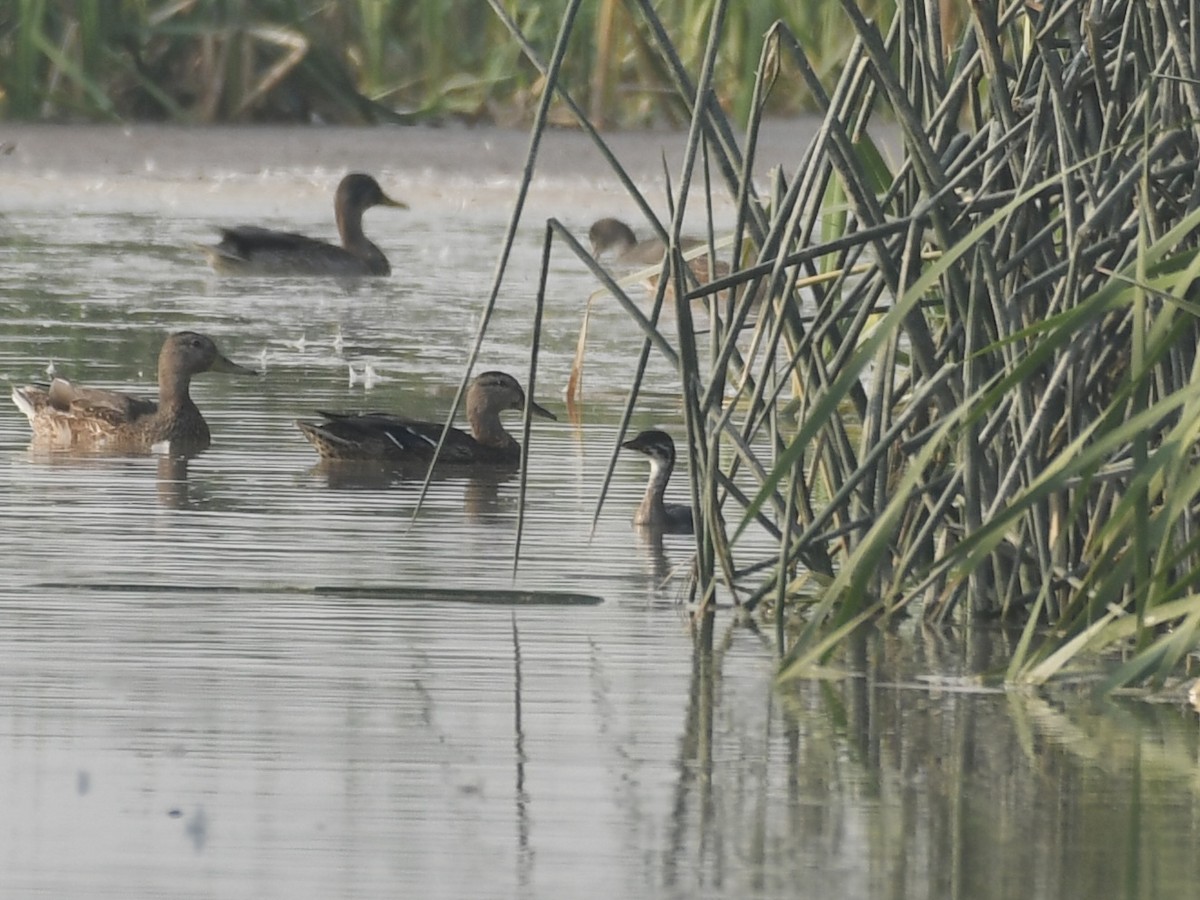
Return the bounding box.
[589,216,734,302]
[11,331,256,454]
[201,173,407,276]
[588,217,704,267]
[296,371,556,467]
[621,428,694,534]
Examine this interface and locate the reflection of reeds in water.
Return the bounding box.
[486,1,1200,693]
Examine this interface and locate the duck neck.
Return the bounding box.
[636,454,674,523]
[337,207,388,272]
[157,364,194,414]
[467,400,517,452]
[336,203,365,247]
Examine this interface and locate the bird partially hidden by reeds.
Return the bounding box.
[200,173,408,276]
[11,331,257,454]
[588,216,734,302]
[588,217,705,266]
[621,428,694,534]
[296,371,556,467]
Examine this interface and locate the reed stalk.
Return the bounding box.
[486,0,1200,693]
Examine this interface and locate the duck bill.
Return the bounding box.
[528,399,557,421]
[381,193,409,210]
[211,354,258,376]
[620,437,643,451]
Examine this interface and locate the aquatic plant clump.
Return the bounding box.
[487,0,1200,692]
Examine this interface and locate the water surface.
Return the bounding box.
[1,124,1198,899]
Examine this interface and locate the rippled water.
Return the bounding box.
[1,125,1199,899]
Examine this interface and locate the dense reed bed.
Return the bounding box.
[491,0,1200,692]
[0,0,888,124]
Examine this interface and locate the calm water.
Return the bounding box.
[1,125,1198,899]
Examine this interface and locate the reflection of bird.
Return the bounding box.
[621,429,694,534]
[156,454,193,509]
[11,331,256,453]
[296,371,556,466]
[201,173,407,276]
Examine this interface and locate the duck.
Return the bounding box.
[588,217,703,267]
[589,217,734,299]
[201,173,408,276]
[11,331,257,454]
[296,371,556,466]
[621,428,694,533]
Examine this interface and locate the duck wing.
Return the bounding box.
[215,226,329,256]
[12,378,158,448]
[205,227,374,276]
[620,235,707,267]
[46,378,158,423]
[298,412,480,463]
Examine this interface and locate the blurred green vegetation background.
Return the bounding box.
[1,0,899,127]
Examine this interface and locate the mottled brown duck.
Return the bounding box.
[296,371,556,467]
[11,331,256,453]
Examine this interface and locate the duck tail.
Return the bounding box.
[10,385,47,419]
[295,419,361,460]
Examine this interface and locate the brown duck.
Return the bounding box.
[11,331,256,454]
[296,371,556,467]
[201,173,408,276]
